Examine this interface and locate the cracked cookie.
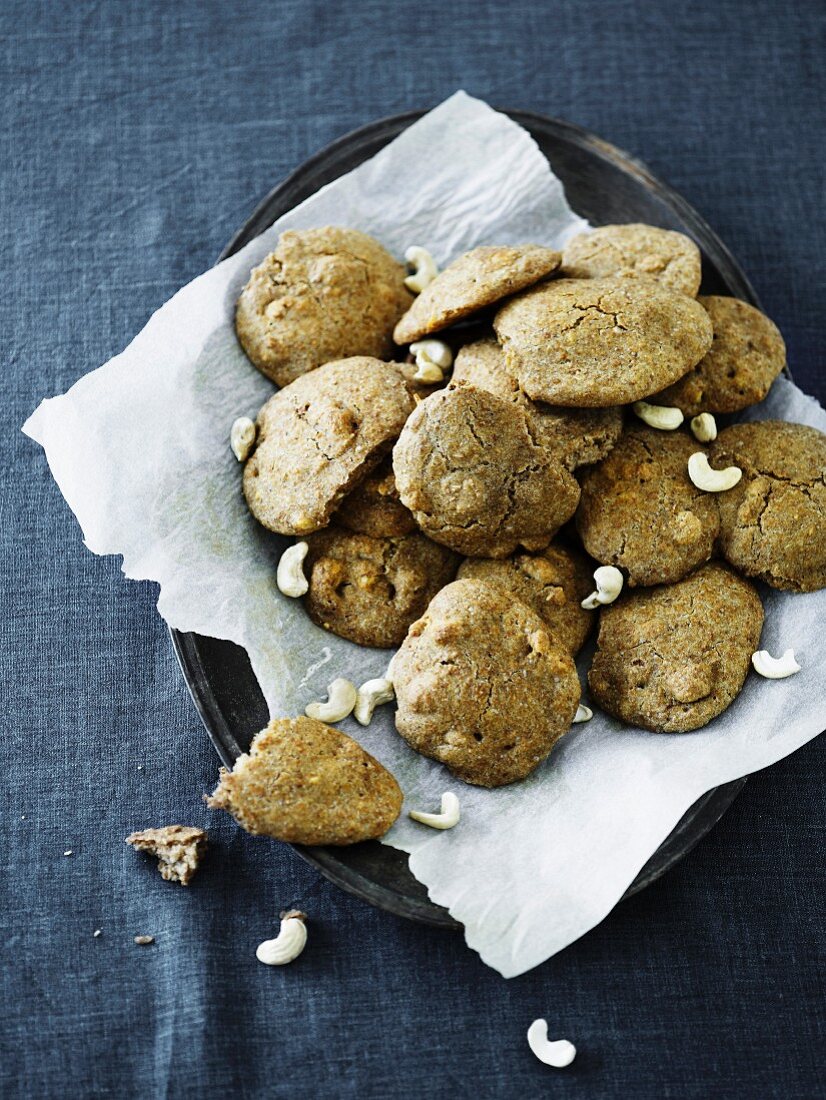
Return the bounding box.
[243,357,415,536]
[653,296,787,415]
[576,427,720,586]
[711,420,826,591]
[561,223,702,296]
[236,227,412,387]
[335,457,416,537]
[206,717,403,845]
[393,244,561,345]
[303,527,459,647]
[493,276,713,407]
[589,562,763,732]
[392,386,581,558]
[392,579,580,786]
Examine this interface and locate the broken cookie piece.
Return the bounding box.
[126,825,208,886]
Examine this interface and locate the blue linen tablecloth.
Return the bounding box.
[1,1,824,1096]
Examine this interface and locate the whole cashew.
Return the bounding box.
[687,452,742,492]
[527,1019,576,1068]
[632,401,684,430]
[255,910,307,966]
[354,678,395,726]
[276,541,310,598]
[404,246,439,293]
[573,703,593,724]
[690,412,718,443]
[581,565,624,610]
[408,792,460,830]
[230,416,257,462]
[751,648,801,679]
[305,678,357,723]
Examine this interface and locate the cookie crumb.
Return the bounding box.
[63,849,73,857]
[134,935,154,946]
[93,929,102,938]
[126,825,208,886]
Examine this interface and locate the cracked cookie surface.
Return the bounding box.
[589,563,763,732]
[392,579,580,786]
[561,223,702,296]
[711,420,826,591]
[493,276,713,406]
[236,227,412,387]
[335,456,416,537]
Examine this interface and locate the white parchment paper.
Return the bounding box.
[24,92,825,977]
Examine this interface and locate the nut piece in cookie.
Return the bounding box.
[243,357,415,536]
[236,227,412,387]
[653,297,787,415]
[393,387,581,558]
[576,427,720,587]
[126,826,208,886]
[493,277,713,407]
[561,223,702,297]
[393,579,581,787]
[711,420,826,591]
[457,541,594,655]
[589,563,763,732]
[303,527,459,648]
[206,717,403,845]
[335,457,416,538]
[393,244,561,345]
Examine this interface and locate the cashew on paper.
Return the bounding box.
[573,704,593,724]
[230,416,257,462]
[408,792,461,830]
[751,648,801,679]
[305,678,358,723]
[276,541,310,598]
[354,678,395,726]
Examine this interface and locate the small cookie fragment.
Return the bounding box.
[393,579,580,787]
[561,223,702,296]
[393,244,561,344]
[126,826,208,886]
[589,563,763,732]
[711,420,826,592]
[236,227,412,387]
[206,717,403,845]
[335,457,416,537]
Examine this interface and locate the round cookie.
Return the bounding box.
[392,579,581,787]
[243,357,414,536]
[493,276,713,407]
[392,387,581,558]
[302,527,459,648]
[711,420,826,591]
[653,296,787,415]
[236,227,412,387]
[576,427,720,587]
[335,457,416,538]
[456,541,594,655]
[561,223,702,296]
[588,563,763,733]
[393,244,561,345]
[451,337,623,468]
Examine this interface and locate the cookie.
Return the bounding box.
[561,223,702,296]
[711,420,826,591]
[303,527,459,648]
[393,244,561,345]
[335,457,416,537]
[653,297,787,415]
[576,427,720,586]
[236,227,412,387]
[392,579,580,787]
[588,563,763,732]
[125,826,208,886]
[451,337,623,468]
[493,277,713,407]
[456,540,594,655]
[206,717,402,845]
[243,357,415,536]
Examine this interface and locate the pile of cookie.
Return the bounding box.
[207,223,825,847]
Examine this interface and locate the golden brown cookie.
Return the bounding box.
[588,563,763,732]
[493,277,713,407]
[206,717,402,845]
[653,297,787,415]
[243,358,415,536]
[711,421,826,591]
[456,541,594,655]
[335,457,416,538]
[561,223,702,296]
[125,826,208,886]
[393,244,561,345]
[392,387,581,558]
[303,527,459,648]
[392,579,580,787]
[576,427,720,586]
[236,227,412,387]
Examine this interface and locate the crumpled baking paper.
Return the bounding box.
[24,91,825,977]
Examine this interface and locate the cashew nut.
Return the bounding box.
[410,339,453,370]
[581,565,624,610]
[409,792,460,830]
[255,910,307,966]
[573,703,593,724]
[305,678,357,723]
[276,541,310,598]
[404,246,439,293]
[230,416,257,462]
[354,678,395,726]
[687,451,742,492]
[411,359,445,384]
[632,401,684,430]
[751,648,801,679]
[690,412,717,442]
[527,1020,576,1068]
